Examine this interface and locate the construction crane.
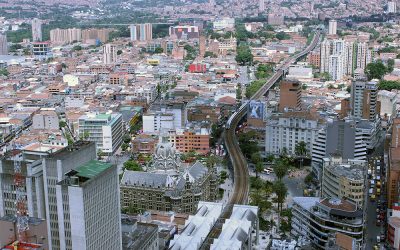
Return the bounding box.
[13,150,29,242]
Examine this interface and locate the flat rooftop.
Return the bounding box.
[75,160,112,180]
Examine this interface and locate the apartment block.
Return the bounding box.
[351,80,379,122]
[278,79,302,112]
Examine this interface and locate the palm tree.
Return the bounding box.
[273,158,289,180]
[264,180,273,200]
[206,154,219,169]
[255,162,264,178]
[295,141,308,168]
[273,180,288,211]
[251,152,262,164]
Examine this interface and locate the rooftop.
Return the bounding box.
[75,160,112,180]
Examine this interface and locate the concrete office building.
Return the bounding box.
[82,28,112,44]
[328,19,337,35]
[168,127,210,155]
[292,197,364,249]
[351,80,379,122]
[32,18,42,42]
[78,113,123,155]
[0,34,7,55]
[312,119,368,179]
[265,111,322,156]
[56,160,122,250]
[169,26,199,40]
[278,79,302,112]
[321,155,367,207]
[378,90,397,119]
[43,141,97,249]
[143,103,185,134]
[213,17,235,30]
[121,215,159,250]
[387,117,400,211]
[103,44,117,64]
[267,14,284,26]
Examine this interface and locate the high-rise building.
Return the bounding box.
[103,44,117,64]
[56,160,122,250]
[278,79,302,112]
[328,55,344,81]
[312,119,368,178]
[140,23,153,41]
[43,141,97,249]
[387,117,400,211]
[321,155,367,207]
[259,0,265,12]
[356,42,373,71]
[129,25,138,41]
[320,39,331,73]
[82,28,112,44]
[351,80,379,122]
[0,34,7,55]
[328,19,337,35]
[292,197,364,249]
[78,113,123,155]
[265,111,322,156]
[32,18,42,42]
[388,1,397,13]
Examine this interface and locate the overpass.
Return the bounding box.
[225,31,321,205]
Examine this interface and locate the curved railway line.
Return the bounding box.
[224,31,321,205]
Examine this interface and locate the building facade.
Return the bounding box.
[292,197,364,249]
[103,44,117,64]
[265,111,321,156]
[120,142,218,214]
[56,160,122,250]
[351,80,379,122]
[32,18,42,42]
[321,155,367,207]
[0,34,7,55]
[78,113,124,154]
[278,79,302,112]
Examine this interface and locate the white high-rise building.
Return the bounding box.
[320,39,331,73]
[56,160,122,250]
[328,19,337,35]
[328,55,344,81]
[388,1,397,13]
[0,34,7,55]
[32,18,42,42]
[103,44,117,64]
[356,42,373,71]
[129,25,138,41]
[50,28,82,44]
[351,80,379,121]
[259,0,265,12]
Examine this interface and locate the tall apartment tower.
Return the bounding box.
[328,19,337,35]
[320,39,331,73]
[56,160,122,250]
[328,55,344,81]
[351,80,379,122]
[0,34,7,55]
[278,79,302,112]
[140,23,153,41]
[259,0,265,12]
[356,42,372,71]
[129,25,138,41]
[388,1,397,13]
[32,18,42,42]
[103,44,117,64]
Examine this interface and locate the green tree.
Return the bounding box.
[365,61,388,80]
[304,173,314,186]
[123,160,143,171]
[275,31,290,40]
[273,158,289,180]
[251,152,262,164]
[0,68,9,76]
[235,45,253,66]
[388,59,395,73]
[154,47,164,54]
[273,180,288,211]
[59,121,67,128]
[72,45,82,51]
[121,143,129,151]
[378,80,400,90]
[117,49,123,55]
[206,154,219,169]
[255,162,264,178]
[295,141,308,168]
[204,51,217,58]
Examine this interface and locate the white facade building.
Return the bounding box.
[388,1,397,13]
[32,109,59,130]
[103,44,117,64]
[328,19,337,35]
[32,18,42,42]
[213,17,235,30]
[0,34,7,55]
[378,90,397,119]
[56,160,122,250]
[78,113,124,154]
[265,111,321,156]
[328,55,344,81]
